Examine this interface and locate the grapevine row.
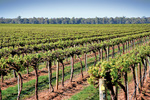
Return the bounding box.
[1,24,149,44]
[88,42,150,99]
[1,30,149,48]
[0,31,149,58]
[0,32,149,100]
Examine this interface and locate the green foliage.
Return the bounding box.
[88,43,150,87]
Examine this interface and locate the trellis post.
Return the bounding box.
[56,60,59,90]
[99,79,107,100]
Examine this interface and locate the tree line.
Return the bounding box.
[0,16,150,24]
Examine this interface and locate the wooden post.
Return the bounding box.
[94,51,97,66]
[74,45,76,60]
[104,48,107,60]
[148,57,150,78]
[127,80,129,100]
[85,43,88,71]
[124,72,128,100]
[145,59,147,70]
[128,41,129,51]
[70,56,74,82]
[131,41,133,50]
[98,49,101,61]
[101,48,103,62]
[135,66,140,93]
[48,61,52,91]
[84,53,88,72]
[34,66,39,100]
[99,79,107,100]
[112,46,114,58]
[53,49,56,65]
[0,79,1,100]
[107,47,109,61]
[56,60,59,90]
[13,70,17,78]
[138,63,142,92]
[113,86,118,100]
[126,41,128,53]
[61,60,65,87]
[18,74,20,97]
[142,59,146,84]
[117,44,121,55]
[122,43,125,54]
[144,59,147,81]
[77,55,84,78]
[131,65,137,99]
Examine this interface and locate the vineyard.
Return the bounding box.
[0,24,150,100]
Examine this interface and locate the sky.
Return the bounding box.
[0,0,150,18]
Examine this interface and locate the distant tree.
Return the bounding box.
[141,16,147,23]
[44,18,49,24]
[125,19,131,24]
[95,17,99,24]
[147,17,150,23]
[49,18,56,24]
[102,17,108,24]
[16,16,22,24]
[109,17,114,24]
[1,16,150,24]
[0,17,5,23]
[32,17,39,24]
[23,18,29,24]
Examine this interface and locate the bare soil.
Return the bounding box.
[26,72,89,100]
[136,78,150,100]
[118,70,150,100]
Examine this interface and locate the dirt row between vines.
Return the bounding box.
[28,63,150,100]
[118,43,150,100]
[26,72,90,100]
[118,69,150,100]
[137,78,150,100]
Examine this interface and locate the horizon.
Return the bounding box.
[0,0,150,18]
[1,16,149,19]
